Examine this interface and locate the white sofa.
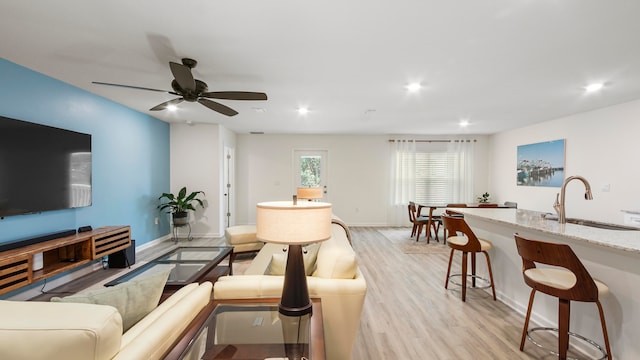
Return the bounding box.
[213,218,367,360]
[0,281,213,360]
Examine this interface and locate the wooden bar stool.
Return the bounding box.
[441,213,496,302]
[514,234,612,360]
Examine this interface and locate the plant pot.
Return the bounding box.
[172,212,189,226]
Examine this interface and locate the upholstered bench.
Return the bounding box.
[224,225,263,262]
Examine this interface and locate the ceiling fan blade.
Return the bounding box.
[92,81,173,93]
[197,99,239,116]
[169,62,196,92]
[201,91,268,101]
[150,98,184,111]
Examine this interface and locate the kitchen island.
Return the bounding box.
[450,207,640,359]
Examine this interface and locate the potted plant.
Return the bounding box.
[477,192,490,204]
[157,187,205,226]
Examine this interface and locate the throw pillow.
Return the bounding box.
[264,243,320,276]
[313,242,358,279]
[51,267,171,332]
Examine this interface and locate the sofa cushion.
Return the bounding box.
[312,231,358,279]
[0,300,122,360]
[264,243,320,276]
[114,281,213,360]
[51,269,170,332]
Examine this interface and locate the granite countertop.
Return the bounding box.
[451,208,640,254]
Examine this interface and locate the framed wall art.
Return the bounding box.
[517,139,565,187]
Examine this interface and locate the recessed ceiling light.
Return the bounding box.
[253,107,266,113]
[166,104,178,111]
[297,107,309,115]
[585,83,604,92]
[406,82,422,93]
[459,119,470,127]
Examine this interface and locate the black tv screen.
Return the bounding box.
[0,116,92,217]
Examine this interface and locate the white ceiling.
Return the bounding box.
[2,1,640,135]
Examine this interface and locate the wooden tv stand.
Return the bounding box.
[0,226,131,296]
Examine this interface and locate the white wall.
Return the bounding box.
[235,134,491,226]
[488,98,640,224]
[170,123,222,237]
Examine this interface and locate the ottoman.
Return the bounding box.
[224,225,263,262]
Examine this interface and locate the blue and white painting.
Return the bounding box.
[517,139,565,187]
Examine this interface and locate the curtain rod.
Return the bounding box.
[388,139,477,143]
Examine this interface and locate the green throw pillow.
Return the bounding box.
[51,268,171,332]
[265,243,320,276]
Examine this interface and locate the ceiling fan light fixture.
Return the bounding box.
[93,58,267,117]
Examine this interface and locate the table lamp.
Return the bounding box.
[256,200,332,316]
[296,187,323,201]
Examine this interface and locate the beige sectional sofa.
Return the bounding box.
[213,218,367,360]
[0,281,213,360]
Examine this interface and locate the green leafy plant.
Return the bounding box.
[477,192,490,203]
[157,187,205,214]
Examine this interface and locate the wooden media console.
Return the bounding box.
[0,226,131,295]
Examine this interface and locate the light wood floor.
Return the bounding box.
[30,227,575,359]
[350,227,574,360]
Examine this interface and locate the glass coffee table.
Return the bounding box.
[166,298,325,360]
[105,246,233,293]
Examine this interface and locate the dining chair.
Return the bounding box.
[504,201,518,208]
[514,234,611,360]
[408,202,440,243]
[478,203,498,207]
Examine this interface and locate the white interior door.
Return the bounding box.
[294,150,328,201]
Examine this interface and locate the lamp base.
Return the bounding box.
[279,244,313,316]
[279,302,313,316]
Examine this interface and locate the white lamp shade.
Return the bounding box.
[296,187,323,200]
[256,201,332,245]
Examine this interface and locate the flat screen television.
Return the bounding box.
[0,116,92,217]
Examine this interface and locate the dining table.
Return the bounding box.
[417,203,513,242]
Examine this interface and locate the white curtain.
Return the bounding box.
[388,140,416,226]
[447,140,475,203]
[388,139,475,226]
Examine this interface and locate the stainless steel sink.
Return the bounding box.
[565,218,640,231]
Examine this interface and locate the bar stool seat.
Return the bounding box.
[514,234,612,360]
[524,268,609,296]
[447,235,493,252]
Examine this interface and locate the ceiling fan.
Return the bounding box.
[92,58,267,116]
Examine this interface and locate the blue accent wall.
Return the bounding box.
[0,59,170,246]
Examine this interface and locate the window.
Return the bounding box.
[391,140,473,205]
[390,139,474,225]
[415,151,459,204]
[299,155,321,187]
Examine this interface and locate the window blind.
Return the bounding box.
[415,151,458,204]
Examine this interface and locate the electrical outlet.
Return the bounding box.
[154,217,159,225]
[601,184,610,192]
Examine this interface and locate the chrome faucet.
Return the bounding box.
[553,175,594,224]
